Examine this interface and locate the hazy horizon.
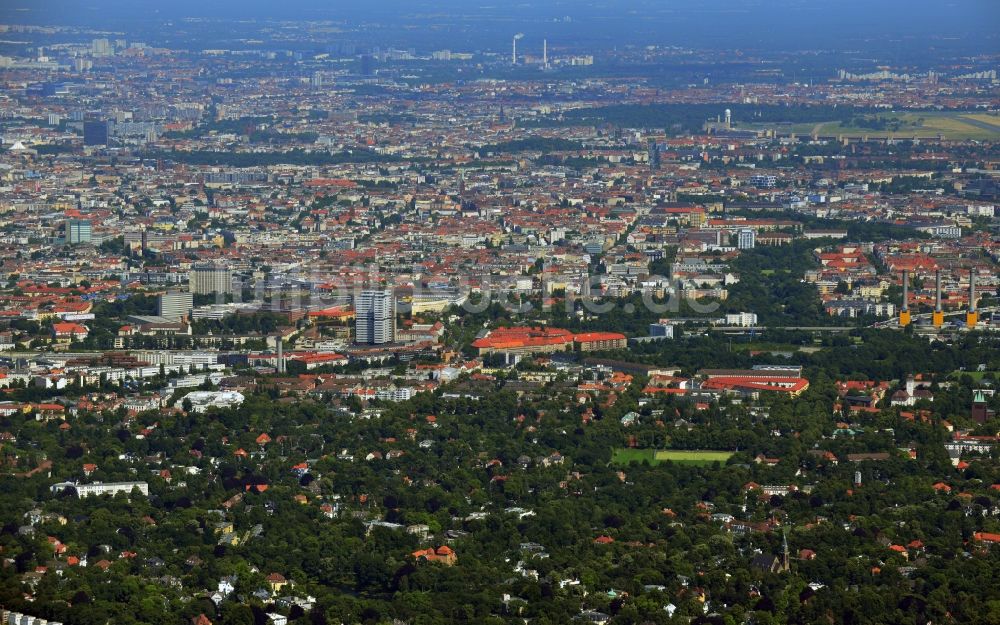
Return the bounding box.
[2,0,998,55]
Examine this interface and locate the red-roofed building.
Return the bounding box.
[288,352,349,369]
[701,375,809,396]
[52,322,89,341]
[412,545,457,565]
[471,326,574,356]
[974,532,1000,544]
[573,332,627,352]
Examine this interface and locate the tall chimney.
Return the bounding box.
[902,270,909,312]
[276,337,284,373]
[899,270,910,326]
[934,270,942,312]
[969,271,977,313]
[967,271,978,328]
[543,39,548,69]
[932,269,944,327]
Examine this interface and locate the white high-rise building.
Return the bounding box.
[725,312,758,327]
[189,265,233,295]
[355,289,395,344]
[737,228,756,250]
[158,291,194,321]
[91,38,113,57]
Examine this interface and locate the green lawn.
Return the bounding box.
[611,448,657,465]
[742,111,1000,141]
[612,448,733,466]
[949,370,998,382]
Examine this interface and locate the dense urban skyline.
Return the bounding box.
[0,2,998,625]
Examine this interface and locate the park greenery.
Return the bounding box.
[2,313,1000,624]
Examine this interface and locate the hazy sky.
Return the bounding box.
[2,0,998,54]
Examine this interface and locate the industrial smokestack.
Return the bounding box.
[543,39,548,69]
[969,271,977,313]
[902,270,909,312]
[967,270,979,328]
[512,33,524,65]
[899,270,911,327]
[932,269,944,327]
[934,270,942,312]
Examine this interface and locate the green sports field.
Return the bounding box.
[612,448,734,466]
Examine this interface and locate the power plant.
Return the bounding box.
[967,271,978,328]
[932,270,944,327]
[899,270,910,327]
[512,33,524,65]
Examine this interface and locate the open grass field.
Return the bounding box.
[949,370,998,382]
[958,114,1000,132]
[612,448,734,466]
[743,111,1000,141]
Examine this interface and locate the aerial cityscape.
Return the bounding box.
[0,1,999,624]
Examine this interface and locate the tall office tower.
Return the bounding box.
[647,139,660,171]
[64,219,92,244]
[189,265,234,295]
[158,291,194,321]
[737,228,756,250]
[355,289,395,344]
[83,121,108,146]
